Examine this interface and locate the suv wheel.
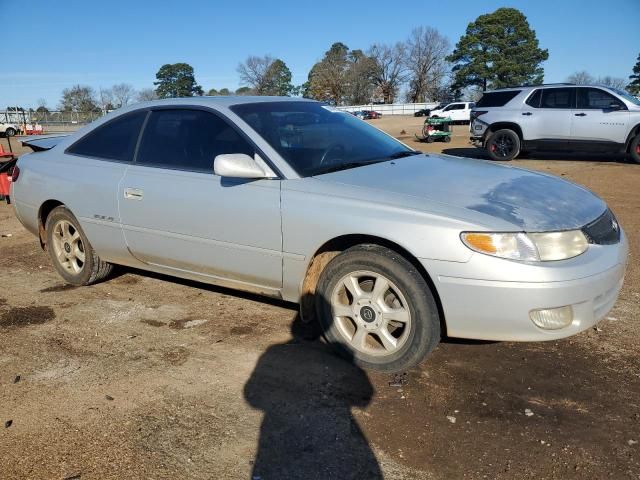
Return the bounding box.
[630,134,640,164]
[486,129,520,161]
[5,127,16,137]
[315,245,441,372]
[45,206,113,285]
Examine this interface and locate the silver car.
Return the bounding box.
[10,97,628,372]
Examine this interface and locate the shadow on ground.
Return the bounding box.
[442,147,630,163]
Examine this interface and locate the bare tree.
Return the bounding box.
[237,55,274,93]
[111,83,136,108]
[566,71,594,85]
[405,27,450,103]
[137,88,158,102]
[368,42,407,103]
[59,85,98,112]
[98,87,114,111]
[596,76,627,90]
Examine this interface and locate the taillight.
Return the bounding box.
[470,110,488,121]
[10,165,20,182]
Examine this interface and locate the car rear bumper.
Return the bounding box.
[423,232,628,341]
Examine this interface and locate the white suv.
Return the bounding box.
[429,101,475,123]
[470,84,640,163]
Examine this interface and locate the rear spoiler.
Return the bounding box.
[21,134,69,152]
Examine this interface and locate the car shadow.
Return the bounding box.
[442,147,630,163]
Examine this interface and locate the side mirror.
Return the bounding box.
[214,153,266,179]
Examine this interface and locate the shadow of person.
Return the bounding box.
[244,314,382,479]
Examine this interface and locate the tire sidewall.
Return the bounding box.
[5,128,15,137]
[45,207,96,285]
[487,129,520,161]
[315,245,440,372]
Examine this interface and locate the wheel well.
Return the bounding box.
[486,122,524,144]
[300,234,446,336]
[625,123,640,150]
[38,200,64,249]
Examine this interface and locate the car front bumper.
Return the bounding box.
[422,231,629,341]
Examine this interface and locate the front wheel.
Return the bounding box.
[486,129,520,161]
[5,127,16,137]
[630,134,640,164]
[315,245,441,372]
[45,206,113,285]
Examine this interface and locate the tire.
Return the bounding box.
[486,129,520,161]
[630,134,640,164]
[426,136,434,143]
[315,244,441,372]
[5,127,16,137]
[45,206,113,285]
[444,135,452,143]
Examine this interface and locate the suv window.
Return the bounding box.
[476,91,521,107]
[525,89,542,108]
[136,109,254,172]
[67,111,146,161]
[446,104,465,110]
[576,88,625,109]
[540,88,575,109]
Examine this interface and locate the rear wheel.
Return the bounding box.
[444,135,452,143]
[45,206,113,285]
[486,129,520,161]
[315,245,441,372]
[630,134,640,164]
[5,127,16,137]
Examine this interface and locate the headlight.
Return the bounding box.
[461,230,588,262]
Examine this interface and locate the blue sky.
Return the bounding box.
[1,0,639,108]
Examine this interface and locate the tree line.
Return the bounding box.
[34,7,640,113]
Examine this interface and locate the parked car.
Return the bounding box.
[11,97,627,372]
[470,84,640,162]
[362,110,382,120]
[1,122,19,137]
[414,109,431,117]
[429,102,475,123]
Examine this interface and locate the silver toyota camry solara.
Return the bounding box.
[10,97,628,372]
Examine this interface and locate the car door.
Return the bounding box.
[118,108,283,289]
[446,103,465,121]
[572,87,630,144]
[520,87,575,147]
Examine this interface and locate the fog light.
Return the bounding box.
[529,306,573,330]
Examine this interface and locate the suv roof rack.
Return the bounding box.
[490,83,575,90]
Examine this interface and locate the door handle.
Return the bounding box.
[124,188,143,200]
[574,113,587,117]
[522,112,532,116]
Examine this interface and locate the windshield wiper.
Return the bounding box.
[386,150,422,160]
[313,160,385,175]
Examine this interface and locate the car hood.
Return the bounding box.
[313,154,607,232]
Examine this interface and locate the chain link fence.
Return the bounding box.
[1,110,105,133]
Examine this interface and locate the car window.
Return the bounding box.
[477,90,522,107]
[525,89,542,108]
[448,104,465,110]
[540,88,575,109]
[576,88,625,109]
[136,109,254,172]
[67,111,146,161]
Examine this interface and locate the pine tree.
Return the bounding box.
[628,53,640,96]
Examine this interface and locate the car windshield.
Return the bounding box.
[230,101,413,177]
[610,88,640,106]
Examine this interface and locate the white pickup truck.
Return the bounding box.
[429,102,475,123]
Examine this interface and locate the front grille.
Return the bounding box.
[581,209,620,245]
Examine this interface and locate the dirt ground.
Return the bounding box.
[0,120,639,480]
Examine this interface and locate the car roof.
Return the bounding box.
[130,95,317,109]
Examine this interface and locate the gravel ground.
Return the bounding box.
[0,123,638,479]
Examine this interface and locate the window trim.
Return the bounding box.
[524,89,542,108]
[132,105,283,178]
[65,109,150,164]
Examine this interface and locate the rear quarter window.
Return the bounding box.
[67,111,147,161]
[475,91,521,108]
